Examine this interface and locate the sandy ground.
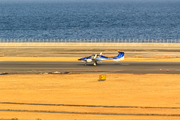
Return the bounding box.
[1,46,180,58]
[1,46,180,62]
[1,74,180,120]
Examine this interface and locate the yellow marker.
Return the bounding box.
[99,75,106,81]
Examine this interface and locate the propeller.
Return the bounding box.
[94,54,97,59]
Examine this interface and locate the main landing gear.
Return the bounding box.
[94,62,96,66]
[84,61,97,66]
[93,61,98,66]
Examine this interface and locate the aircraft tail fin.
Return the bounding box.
[115,52,124,61]
[118,52,124,57]
[108,52,124,61]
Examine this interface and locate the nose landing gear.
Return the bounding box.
[84,61,87,66]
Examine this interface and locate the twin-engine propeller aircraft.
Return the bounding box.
[78,52,124,66]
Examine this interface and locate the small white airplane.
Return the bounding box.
[78,52,124,66]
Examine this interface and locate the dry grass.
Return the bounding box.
[0,74,180,120]
[134,55,143,58]
[151,55,172,58]
[0,54,4,57]
[16,55,39,57]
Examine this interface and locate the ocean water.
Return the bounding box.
[0,1,180,41]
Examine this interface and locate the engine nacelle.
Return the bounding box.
[86,59,92,62]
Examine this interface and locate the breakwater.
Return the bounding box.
[0,43,180,47]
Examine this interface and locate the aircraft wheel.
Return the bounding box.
[94,62,96,66]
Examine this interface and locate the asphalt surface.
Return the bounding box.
[0,61,180,74]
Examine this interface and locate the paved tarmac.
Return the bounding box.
[0,61,180,74]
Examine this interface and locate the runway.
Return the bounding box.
[0,61,180,74]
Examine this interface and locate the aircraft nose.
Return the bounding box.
[78,58,84,60]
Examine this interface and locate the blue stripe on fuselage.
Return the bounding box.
[78,56,91,61]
